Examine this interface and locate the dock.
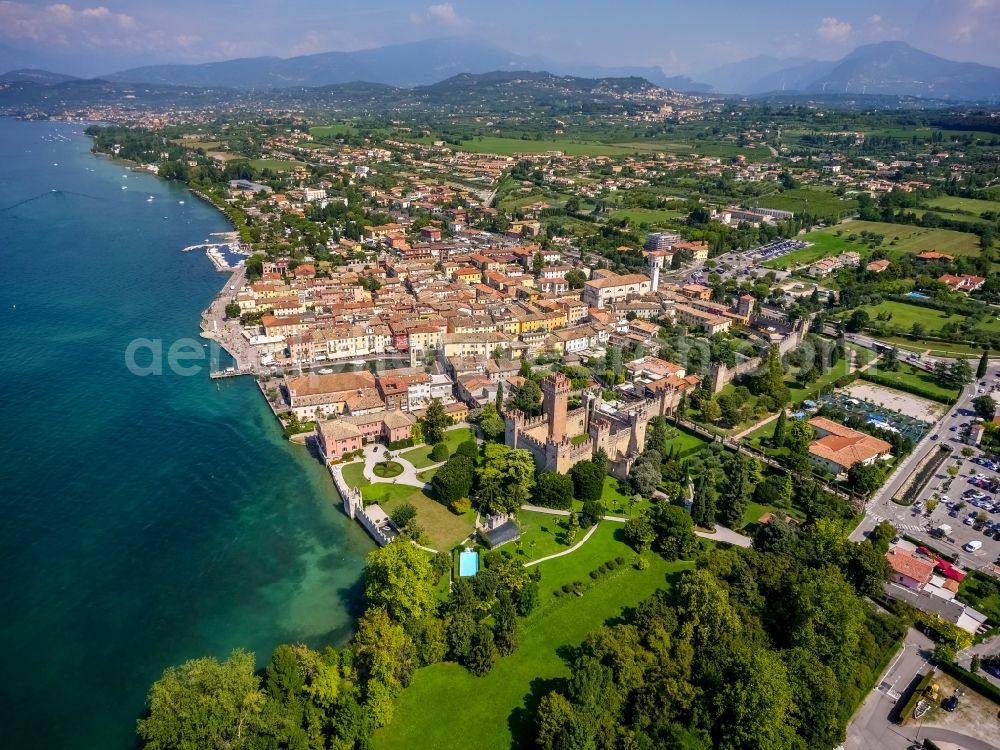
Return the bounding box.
[209,368,253,380]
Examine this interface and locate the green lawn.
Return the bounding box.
[867,335,998,357]
[608,207,685,225]
[853,300,1000,336]
[755,187,857,220]
[786,344,871,404]
[341,461,369,489]
[375,524,691,750]
[309,123,360,138]
[862,362,961,403]
[361,484,475,550]
[764,220,986,270]
[399,427,477,468]
[925,195,1000,216]
[246,158,304,171]
[512,510,573,562]
[372,461,404,478]
[453,136,644,156]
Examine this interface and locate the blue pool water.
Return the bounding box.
[907,291,930,299]
[459,550,479,577]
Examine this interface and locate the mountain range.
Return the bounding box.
[699,41,1000,100]
[99,38,707,92]
[4,40,1000,102]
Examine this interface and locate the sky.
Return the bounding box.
[2,0,1000,76]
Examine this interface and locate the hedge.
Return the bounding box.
[937,659,1000,705]
[387,438,414,450]
[923,740,942,750]
[859,371,958,405]
[897,670,936,724]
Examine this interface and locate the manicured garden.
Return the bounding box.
[400,427,478,468]
[375,523,691,750]
[360,483,475,550]
[372,461,404,478]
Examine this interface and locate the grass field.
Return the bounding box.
[514,510,572,561]
[854,300,1000,336]
[454,136,644,156]
[756,187,857,219]
[608,207,685,225]
[863,362,960,403]
[309,123,360,138]
[246,158,304,172]
[375,524,691,750]
[341,462,369,489]
[360,483,475,550]
[925,195,1000,216]
[612,139,772,162]
[868,335,997,358]
[740,500,805,532]
[786,343,872,404]
[399,427,478,469]
[764,220,985,270]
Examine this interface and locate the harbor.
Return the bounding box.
[181,231,251,271]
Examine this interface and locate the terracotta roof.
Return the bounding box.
[885,548,935,586]
[808,417,892,470]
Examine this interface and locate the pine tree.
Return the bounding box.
[495,381,504,412]
[772,410,787,448]
[978,350,989,380]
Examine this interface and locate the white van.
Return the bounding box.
[964,541,983,552]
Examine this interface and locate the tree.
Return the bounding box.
[847,462,885,498]
[691,475,719,529]
[719,452,760,528]
[771,409,787,447]
[455,439,479,462]
[353,608,414,727]
[364,540,434,623]
[564,511,579,544]
[570,460,605,502]
[649,504,697,560]
[476,444,535,515]
[533,471,575,509]
[623,516,655,552]
[911,322,926,339]
[630,460,662,497]
[868,520,896,552]
[431,454,474,503]
[389,502,417,530]
[846,309,870,333]
[477,403,505,442]
[467,623,498,676]
[225,302,242,319]
[978,350,989,380]
[700,397,722,423]
[492,592,519,656]
[446,611,477,662]
[565,269,586,289]
[532,251,545,276]
[495,381,505,412]
[508,379,542,416]
[137,650,269,750]
[974,394,996,420]
[422,399,450,445]
[580,500,605,528]
[713,647,797,750]
[883,346,899,371]
[536,691,575,750]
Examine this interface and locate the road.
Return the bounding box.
[849,354,1000,573]
[845,628,934,750]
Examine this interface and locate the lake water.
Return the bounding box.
[0,119,371,748]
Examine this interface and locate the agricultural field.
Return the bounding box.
[309,123,361,138]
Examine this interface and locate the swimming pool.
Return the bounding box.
[458,550,479,577]
[907,291,930,299]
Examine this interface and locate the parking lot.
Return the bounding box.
[747,238,808,261]
[906,447,1000,568]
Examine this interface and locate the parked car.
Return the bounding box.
[964,540,984,552]
[984,663,1000,679]
[943,695,960,712]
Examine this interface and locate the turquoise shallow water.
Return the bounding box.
[0,119,371,749]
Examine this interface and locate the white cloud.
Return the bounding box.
[410,3,470,28]
[817,16,852,43]
[0,2,136,45]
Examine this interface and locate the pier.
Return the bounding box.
[209,368,253,380]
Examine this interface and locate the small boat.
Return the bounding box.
[318,368,334,375]
[178,200,185,205]
[147,196,154,202]
[121,186,127,190]
[913,699,931,720]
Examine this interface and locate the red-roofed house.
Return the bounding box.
[886,547,936,590]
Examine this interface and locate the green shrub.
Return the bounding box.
[430,442,450,462]
[449,497,471,515]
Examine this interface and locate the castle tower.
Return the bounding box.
[542,373,571,442]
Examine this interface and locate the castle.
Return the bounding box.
[504,369,698,478]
